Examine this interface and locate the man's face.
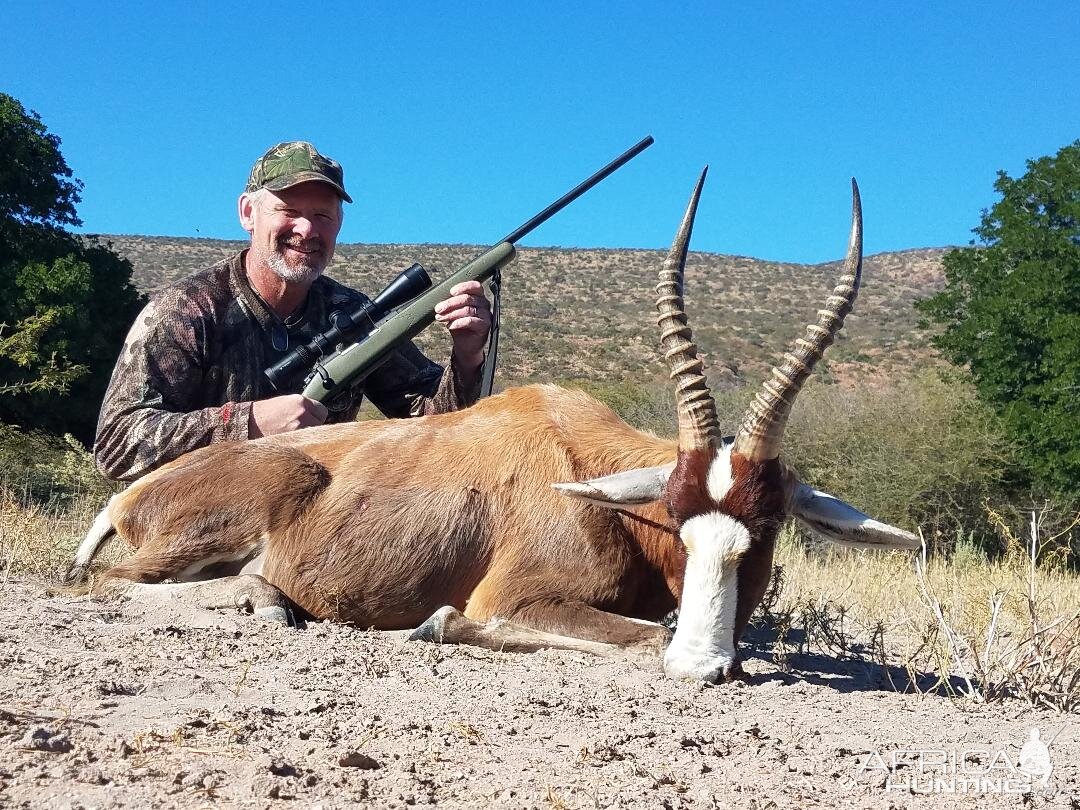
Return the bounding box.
[240,183,343,284]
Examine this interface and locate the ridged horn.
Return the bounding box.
[733,178,863,461]
[656,167,720,452]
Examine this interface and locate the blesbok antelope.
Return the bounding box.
[68,170,919,683]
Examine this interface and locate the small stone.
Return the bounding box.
[18,727,72,753]
[180,769,211,788]
[79,767,109,785]
[338,751,380,769]
[269,760,300,777]
[96,680,140,697]
[250,775,278,798]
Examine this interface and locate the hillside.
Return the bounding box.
[99,235,949,388]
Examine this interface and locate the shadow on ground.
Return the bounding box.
[741,621,969,697]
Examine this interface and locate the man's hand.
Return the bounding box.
[249,394,328,438]
[433,280,492,369]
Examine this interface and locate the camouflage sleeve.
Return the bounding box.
[93,298,252,482]
[362,340,483,418]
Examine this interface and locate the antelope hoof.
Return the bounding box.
[62,562,89,586]
[254,604,298,627]
[232,575,298,628]
[409,605,462,644]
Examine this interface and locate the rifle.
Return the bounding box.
[264,135,654,404]
[263,262,433,392]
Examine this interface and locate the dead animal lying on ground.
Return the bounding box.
[68,170,919,683]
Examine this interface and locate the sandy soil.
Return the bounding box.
[0,579,1075,809]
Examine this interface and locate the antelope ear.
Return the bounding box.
[790,483,921,550]
[552,463,674,508]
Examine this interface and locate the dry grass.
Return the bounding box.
[0,489,116,582]
[766,511,1080,711]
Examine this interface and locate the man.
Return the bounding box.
[95,141,491,482]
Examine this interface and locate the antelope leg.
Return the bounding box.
[410,603,669,661]
[96,574,298,627]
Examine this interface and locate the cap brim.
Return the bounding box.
[263,171,353,203]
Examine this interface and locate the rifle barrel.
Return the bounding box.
[298,136,655,403]
[499,135,654,245]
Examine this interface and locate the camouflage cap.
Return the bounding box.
[245,141,352,203]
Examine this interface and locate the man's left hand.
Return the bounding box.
[434,281,491,369]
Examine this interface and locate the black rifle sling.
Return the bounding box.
[479,268,501,398]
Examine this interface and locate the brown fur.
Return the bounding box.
[665,448,716,523]
[105,444,329,582]
[99,386,681,650]
[722,453,789,648]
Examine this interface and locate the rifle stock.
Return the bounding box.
[303,241,517,401]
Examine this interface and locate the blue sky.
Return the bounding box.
[4,1,1078,262]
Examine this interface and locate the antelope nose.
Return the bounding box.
[703,660,743,684]
[664,651,741,684]
[700,665,727,685]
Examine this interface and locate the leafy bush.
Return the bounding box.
[917,140,1080,496]
[782,372,1013,553]
[0,423,114,506]
[0,92,145,442]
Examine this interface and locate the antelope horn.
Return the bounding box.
[656,167,720,452]
[733,178,863,461]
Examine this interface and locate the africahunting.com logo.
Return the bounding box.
[856,726,1064,795]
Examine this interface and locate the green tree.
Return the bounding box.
[917,140,1080,494]
[0,93,145,441]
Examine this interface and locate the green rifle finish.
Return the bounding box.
[303,241,517,401]
[302,135,654,403]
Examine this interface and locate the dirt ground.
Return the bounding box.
[0,579,1075,809]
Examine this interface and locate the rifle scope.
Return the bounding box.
[264,262,432,391]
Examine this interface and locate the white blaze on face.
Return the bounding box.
[706,444,734,502]
[664,512,750,682]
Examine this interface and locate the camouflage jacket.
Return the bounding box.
[94,251,481,482]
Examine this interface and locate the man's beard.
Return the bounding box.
[265,239,331,284]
